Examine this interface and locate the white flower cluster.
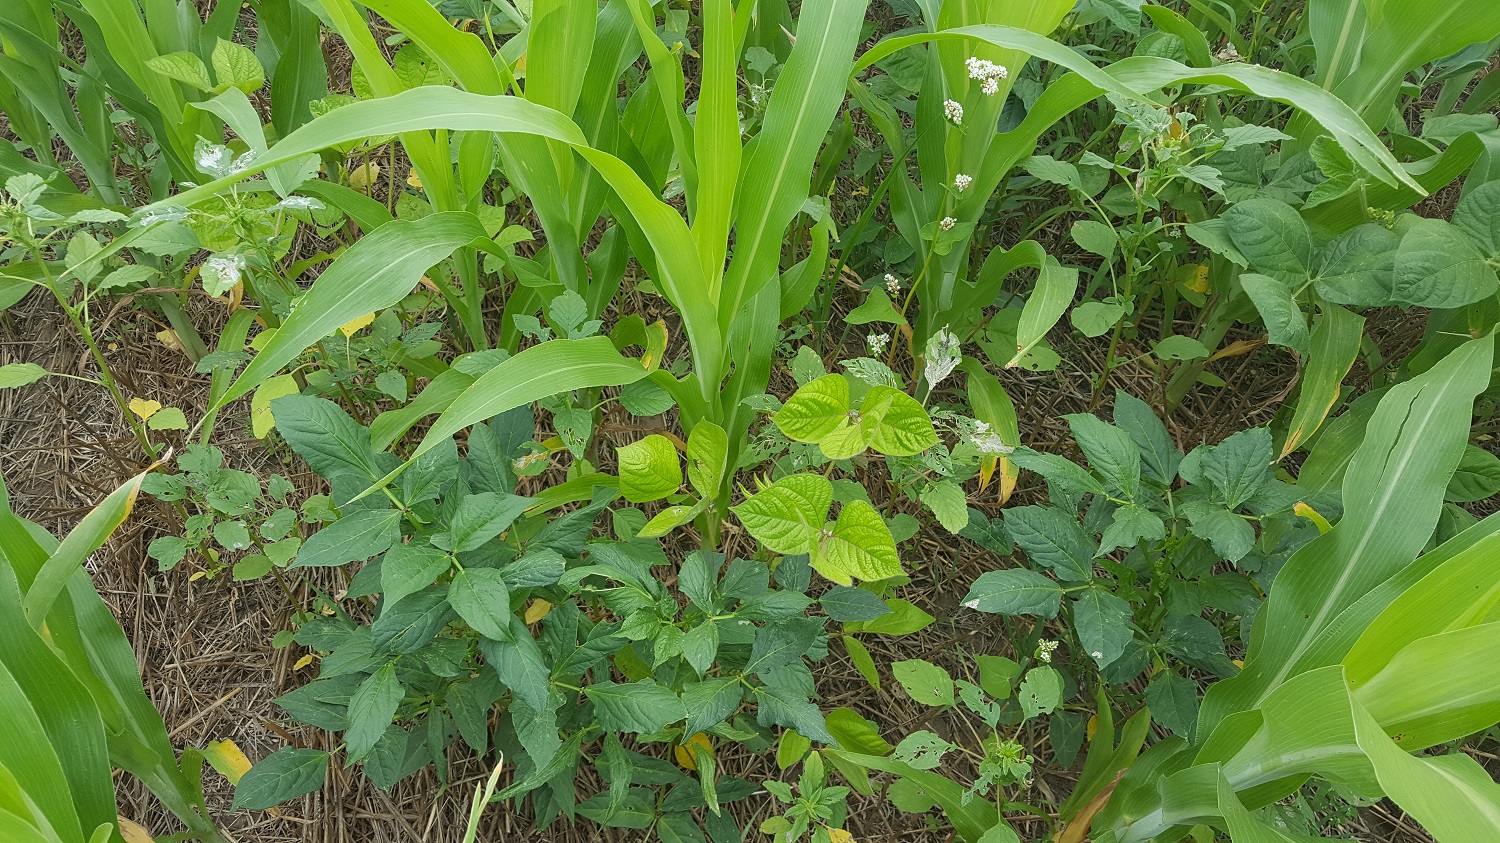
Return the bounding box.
[939,216,957,231]
[943,98,964,125]
[1036,639,1060,663]
[884,273,902,297]
[923,326,962,389]
[867,332,891,356]
[965,57,1009,95]
[953,173,973,192]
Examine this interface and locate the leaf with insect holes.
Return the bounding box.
[617,434,682,503]
[732,473,831,556]
[773,374,849,443]
[893,659,954,708]
[815,500,902,585]
[1018,667,1062,720]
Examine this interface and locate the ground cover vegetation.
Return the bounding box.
[2,0,1500,841]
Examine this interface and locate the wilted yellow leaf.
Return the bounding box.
[203,739,253,785]
[525,599,553,625]
[348,161,381,193]
[155,328,184,353]
[406,170,423,189]
[294,654,315,670]
[674,733,713,770]
[828,829,856,843]
[1185,264,1210,294]
[251,374,301,438]
[128,398,162,421]
[1294,501,1332,534]
[118,817,155,843]
[339,312,376,337]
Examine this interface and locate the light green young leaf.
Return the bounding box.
[146,51,214,92]
[920,480,970,533]
[617,435,682,503]
[686,422,728,499]
[1018,666,1063,720]
[0,363,50,389]
[1154,335,1211,361]
[862,386,939,456]
[212,38,266,94]
[816,500,903,585]
[773,374,850,443]
[732,473,831,555]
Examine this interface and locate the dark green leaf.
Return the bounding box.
[294,509,401,568]
[448,567,511,641]
[233,748,329,810]
[589,680,686,733]
[345,664,403,762]
[961,569,1064,617]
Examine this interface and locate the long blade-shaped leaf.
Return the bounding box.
[1198,334,1494,735]
[716,0,869,341]
[146,87,723,403]
[412,337,652,461]
[219,212,490,407]
[1280,304,1363,458]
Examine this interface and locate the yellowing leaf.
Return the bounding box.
[250,374,300,438]
[293,654,315,670]
[339,312,376,338]
[525,599,552,624]
[348,161,380,193]
[674,733,713,770]
[406,170,422,189]
[155,328,184,352]
[128,398,162,420]
[828,829,856,843]
[1185,264,1210,294]
[203,738,253,785]
[118,817,155,843]
[146,407,189,431]
[1294,501,1333,534]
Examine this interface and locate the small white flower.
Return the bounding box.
[943,98,964,125]
[954,173,973,192]
[939,216,957,231]
[274,195,325,212]
[885,273,902,296]
[867,332,891,356]
[964,57,1008,96]
[1036,639,1059,663]
[923,325,962,389]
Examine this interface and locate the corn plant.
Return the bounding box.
[0,471,224,843]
